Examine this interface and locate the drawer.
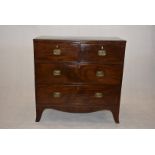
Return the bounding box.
[34,41,80,62]
[35,63,79,84]
[79,64,123,85]
[35,63,122,85]
[36,85,120,106]
[81,43,125,64]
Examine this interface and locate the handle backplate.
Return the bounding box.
[95,92,103,98]
[53,92,61,98]
[96,71,104,77]
[53,70,61,76]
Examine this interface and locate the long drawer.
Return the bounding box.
[36,85,120,106]
[34,41,125,64]
[35,63,123,85]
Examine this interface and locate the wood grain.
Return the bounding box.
[81,43,125,64]
[36,84,120,106]
[34,38,126,123]
[35,63,123,85]
[34,40,80,62]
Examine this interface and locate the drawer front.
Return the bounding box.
[34,41,80,62]
[35,63,79,84]
[36,85,120,106]
[35,63,122,84]
[81,43,125,63]
[79,64,123,85]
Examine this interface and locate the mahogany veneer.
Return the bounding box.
[33,36,126,123]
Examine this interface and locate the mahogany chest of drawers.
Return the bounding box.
[33,36,126,123]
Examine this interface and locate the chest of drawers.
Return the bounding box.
[33,36,126,123]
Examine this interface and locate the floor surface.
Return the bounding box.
[0,90,155,129]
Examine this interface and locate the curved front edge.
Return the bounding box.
[35,105,119,123]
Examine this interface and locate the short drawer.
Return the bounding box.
[81,43,125,64]
[36,85,120,106]
[34,41,80,62]
[79,64,123,85]
[35,63,79,84]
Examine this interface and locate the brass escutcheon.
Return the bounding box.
[53,45,61,55]
[98,46,106,56]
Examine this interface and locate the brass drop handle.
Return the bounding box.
[95,92,103,98]
[53,70,61,76]
[53,45,61,55]
[96,70,104,77]
[53,92,61,98]
[98,46,106,56]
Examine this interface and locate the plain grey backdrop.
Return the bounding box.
[0,25,155,128]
